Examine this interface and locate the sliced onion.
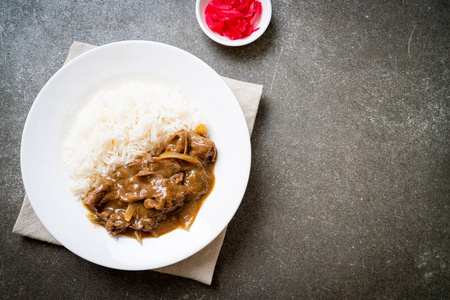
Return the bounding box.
[117,168,133,179]
[158,151,200,164]
[124,203,139,221]
[134,230,143,243]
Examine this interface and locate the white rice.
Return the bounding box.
[63,80,202,198]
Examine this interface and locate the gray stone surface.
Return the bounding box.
[1,0,449,298]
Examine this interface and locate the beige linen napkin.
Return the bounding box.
[13,41,262,285]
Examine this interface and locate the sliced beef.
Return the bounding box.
[156,130,188,155]
[82,178,114,206]
[83,129,216,240]
[188,131,217,162]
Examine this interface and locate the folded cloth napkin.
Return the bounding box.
[13,41,262,285]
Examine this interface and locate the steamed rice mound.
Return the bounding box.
[63,81,202,198]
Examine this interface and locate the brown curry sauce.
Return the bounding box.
[82,129,216,242]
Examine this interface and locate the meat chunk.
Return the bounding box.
[130,217,157,232]
[83,178,114,206]
[156,130,188,155]
[189,132,217,162]
[157,130,216,162]
[105,220,127,236]
[170,172,185,184]
[149,159,182,178]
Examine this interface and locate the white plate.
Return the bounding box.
[21,41,251,270]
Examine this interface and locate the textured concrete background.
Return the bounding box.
[1,0,449,298]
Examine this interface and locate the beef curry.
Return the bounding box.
[83,129,216,242]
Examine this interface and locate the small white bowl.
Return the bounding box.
[196,0,272,47]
